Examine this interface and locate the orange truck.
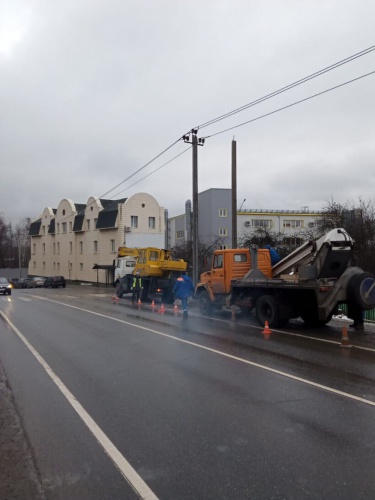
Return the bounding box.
[195,229,375,328]
[196,248,272,316]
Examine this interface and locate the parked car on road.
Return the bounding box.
[44,276,66,288]
[0,277,12,295]
[16,278,31,288]
[27,277,46,288]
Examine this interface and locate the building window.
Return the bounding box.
[283,220,304,228]
[69,263,73,270]
[148,217,156,229]
[79,241,83,253]
[43,262,45,268]
[80,263,83,271]
[69,221,73,232]
[43,243,45,253]
[53,243,55,254]
[284,237,304,246]
[94,241,98,253]
[176,230,184,239]
[252,219,272,228]
[87,220,90,230]
[53,262,56,269]
[57,242,60,253]
[57,263,60,270]
[33,244,36,254]
[43,226,46,235]
[219,227,228,236]
[57,223,60,234]
[33,261,36,268]
[110,240,116,252]
[220,245,227,250]
[62,222,67,233]
[94,218,98,229]
[70,242,73,253]
[131,216,138,228]
[219,208,228,217]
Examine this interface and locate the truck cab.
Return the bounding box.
[197,248,272,314]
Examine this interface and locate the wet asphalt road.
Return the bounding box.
[0,285,374,499]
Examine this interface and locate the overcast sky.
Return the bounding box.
[1,0,374,225]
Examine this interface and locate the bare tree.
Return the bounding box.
[171,237,225,277]
[238,227,301,259]
[0,214,31,270]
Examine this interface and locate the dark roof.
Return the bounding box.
[29,219,42,236]
[73,214,84,232]
[48,218,55,234]
[97,198,127,229]
[74,203,86,214]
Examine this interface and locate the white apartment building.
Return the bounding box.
[238,209,320,246]
[29,193,165,284]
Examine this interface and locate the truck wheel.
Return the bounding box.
[256,295,279,328]
[199,290,214,316]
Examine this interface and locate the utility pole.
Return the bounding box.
[183,129,205,286]
[231,138,237,249]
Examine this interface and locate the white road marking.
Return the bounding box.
[17,297,32,302]
[0,311,159,500]
[197,312,375,352]
[31,297,375,407]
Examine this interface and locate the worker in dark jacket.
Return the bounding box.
[131,272,143,304]
[172,272,195,317]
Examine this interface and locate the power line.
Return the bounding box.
[99,137,183,200]
[110,147,191,199]
[196,45,375,130]
[45,46,375,224]
[201,69,375,139]
[96,45,375,206]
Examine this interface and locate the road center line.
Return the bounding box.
[30,297,375,407]
[0,310,159,500]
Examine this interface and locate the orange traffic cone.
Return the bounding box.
[340,324,353,348]
[111,295,116,303]
[174,303,178,312]
[158,303,165,314]
[262,321,271,335]
[151,300,155,307]
[137,298,141,305]
[115,296,119,304]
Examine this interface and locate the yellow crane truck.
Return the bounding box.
[116,247,187,303]
[196,228,375,328]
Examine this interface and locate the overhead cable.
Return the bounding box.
[201,69,375,139]
[196,45,375,130]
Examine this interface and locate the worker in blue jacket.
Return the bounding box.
[172,272,195,318]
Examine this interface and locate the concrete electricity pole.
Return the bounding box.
[183,129,205,286]
[231,138,237,249]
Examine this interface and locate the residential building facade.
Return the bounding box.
[29,193,165,284]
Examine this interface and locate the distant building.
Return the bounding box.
[28,193,165,284]
[168,188,323,250]
[238,208,321,246]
